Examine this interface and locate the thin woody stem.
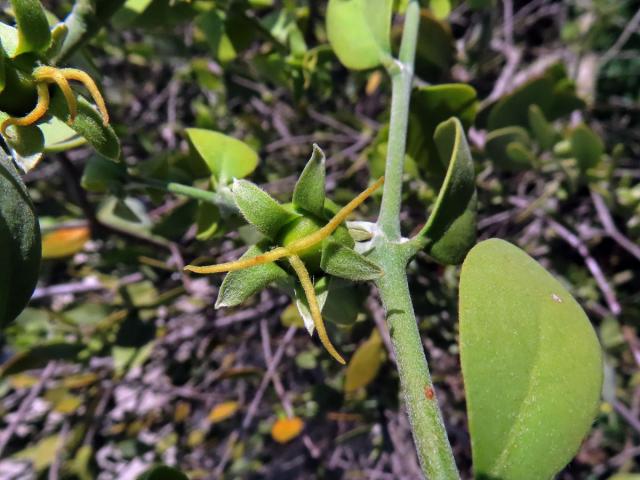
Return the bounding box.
[288,254,345,364]
[1,83,50,136]
[185,177,384,274]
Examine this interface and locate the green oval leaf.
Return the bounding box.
[0,152,40,329]
[570,123,604,171]
[10,0,51,56]
[326,0,393,70]
[216,244,289,308]
[48,90,120,161]
[527,104,556,151]
[485,126,532,172]
[186,128,259,183]
[460,239,603,480]
[293,144,326,216]
[232,179,298,239]
[420,117,477,265]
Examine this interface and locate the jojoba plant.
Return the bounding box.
[0,1,605,479]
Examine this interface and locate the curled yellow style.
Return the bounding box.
[185,176,385,364]
[1,66,109,137]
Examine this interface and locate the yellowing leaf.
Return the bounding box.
[8,373,39,389]
[344,330,384,393]
[271,417,304,443]
[42,226,90,259]
[13,434,60,471]
[208,401,239,423]
[174,401,191,423]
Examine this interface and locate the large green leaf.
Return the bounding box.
[460,239,603,480]
[420,117,476,265]
[186,128,258,184]
[10,0,51,56]
[407,83,477,180]
[326,0,393,70]
[216,244,289,308]
[293,144,326,217]
[0,152,40,329]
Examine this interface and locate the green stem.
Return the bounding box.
[372,2,459,478]
[376,0,420,241]
[374,251,459,479]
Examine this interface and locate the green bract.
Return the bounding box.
[326,0,393,70]
[460,239,603,480]
[485,126,532,171]
[0,151,41,328]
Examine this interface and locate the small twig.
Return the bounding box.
[590,190,640,262]
[546,217,622,316]
[48,420,71,480]
[260,319,293,417]
[0,362,57,458]
[32,272,144,300]
[213,296,289,328]
[600,7,640,67]
[242,326,297,429]
[612,399,640,434]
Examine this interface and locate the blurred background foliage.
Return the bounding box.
[0,0,639,478]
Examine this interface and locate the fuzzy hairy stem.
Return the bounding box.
[372,1,459,478]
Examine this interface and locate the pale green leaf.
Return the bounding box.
[527,104,556,151]
[186,128,258,183]
[460,239,603,480]
[326,0,393,70]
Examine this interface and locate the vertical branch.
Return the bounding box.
[376,0,420,240]
[371,1,460,478]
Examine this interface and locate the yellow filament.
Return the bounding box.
[1,83,50,137]
[288,254,345,364]
[34,66,77,123]
[60,68,110,124]
[184,177,384,274]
